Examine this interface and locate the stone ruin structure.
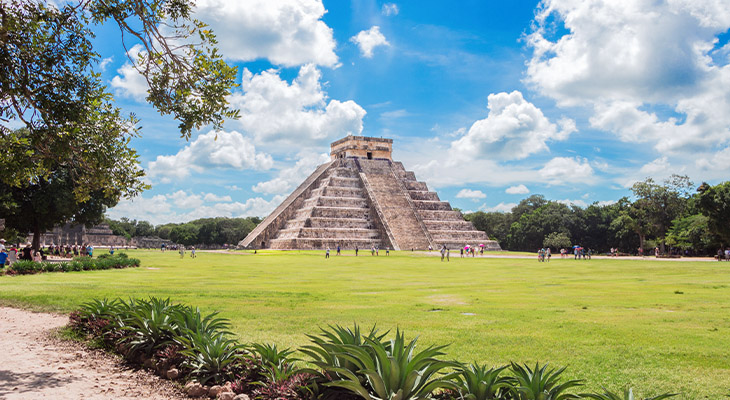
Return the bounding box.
[239,136,501,251]
[30,223,171,248]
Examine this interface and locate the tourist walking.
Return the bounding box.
[447,248,450,261]
[336,245,341,256]
[325,247,330,259]
[440,246,445,261]
[179,245,185,258]
[355,246,358,256]
[190,246,196,258]
[0,248,8,266]
[546,247,551,261]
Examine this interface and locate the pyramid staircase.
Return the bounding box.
[267,161,386,250]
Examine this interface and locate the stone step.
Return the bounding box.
[326,176,362,188]
[321,186,364,197]
[307,217,374,229]
[303,196,368,209]
[412,200,452,211]
[408,191,440,201]
[276,227,380,240]
[418,210,465,221]
[403,180,428,191]
[424,220,474,231]
[269,238,384,250]
[393,169,417,181]
[304,206,372,219]
[327,167,360,179]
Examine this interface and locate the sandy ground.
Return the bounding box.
[0,307,186,400]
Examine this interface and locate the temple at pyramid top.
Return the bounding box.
[238,135,501,251]
[330,135,393,160]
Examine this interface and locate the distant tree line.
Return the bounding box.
[465,177,730,254]
[104,217,262,247]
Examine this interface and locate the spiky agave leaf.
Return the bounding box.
[453,362,513,400]
[509,362,582,400]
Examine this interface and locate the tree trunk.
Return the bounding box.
[639,233,646,252]
[32,223,41,251]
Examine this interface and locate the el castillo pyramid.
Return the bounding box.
[238,136,501,251]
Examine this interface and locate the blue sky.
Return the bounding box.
[102,0,730,224]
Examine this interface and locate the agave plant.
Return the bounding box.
[79,298,122,321]
[452,363,513,400]
[323,329,458,400]
[509,362,582,400]
[249,342,300,383]
[118,297,182,356]
[172,305,232,342]
[582,387,678,400]
[180,332,243,385]
[300,324,389,380]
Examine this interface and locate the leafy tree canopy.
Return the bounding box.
[0,0,238,247]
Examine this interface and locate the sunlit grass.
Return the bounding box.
[1,249,728,398]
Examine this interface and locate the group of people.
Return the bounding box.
[325,244,389,258]
[552,246,592,260]
[460,245,484,258]
[178,245,196,258]
[537,247,552,261]
[0,239,97,266]
[717,248,730,261]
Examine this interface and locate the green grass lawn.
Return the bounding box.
[2,250,729,398]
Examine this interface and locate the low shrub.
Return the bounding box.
[69,298,680,400]
[7,260,39,275]
[2,254,140,276]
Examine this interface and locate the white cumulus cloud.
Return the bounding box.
[229,64,366,148]
[350,26,390,58]
[525,0,730,162]
[253,152,330,195]
[449,91,575,161]
[147,130,273,183]
[479,202,517,213]
[107,192,286,225]
[455,189,487,201]
[505,184,530,194]
[193,0,338,67]
[538,157,594,182]
[110,45,148,101]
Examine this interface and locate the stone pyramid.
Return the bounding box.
[238,136,501,251]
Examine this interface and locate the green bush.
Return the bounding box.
[68,299,681,400]
[8,260,38,274]
[2,254,140,275]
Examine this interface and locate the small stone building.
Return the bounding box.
[239,135,501,251]
[32,223,131,247]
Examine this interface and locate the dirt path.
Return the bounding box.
[0,307,186,400]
